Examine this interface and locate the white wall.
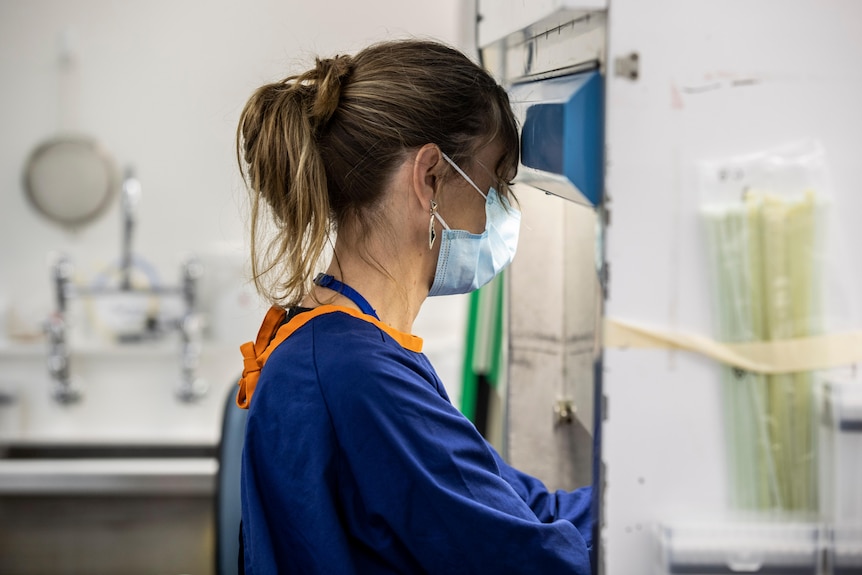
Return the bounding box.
[602,1,862,571]
[0,0,471,436]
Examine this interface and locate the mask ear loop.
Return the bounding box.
[429,199,450,250]
[440,152,488,200]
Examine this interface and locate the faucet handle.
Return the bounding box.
[121,167,141,213]
[181,257,204,310]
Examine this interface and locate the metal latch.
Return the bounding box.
[614,52,639,80]
[554,399,576,425]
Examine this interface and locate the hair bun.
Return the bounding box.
[311,54,353,127]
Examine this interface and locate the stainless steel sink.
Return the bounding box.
[0,442,218,574]
[0,442,218,496]
[0,443,215,460]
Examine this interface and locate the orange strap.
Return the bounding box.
[236,305,287,409]
[236,304,423,409]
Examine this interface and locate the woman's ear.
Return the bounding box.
[411,144,444,208]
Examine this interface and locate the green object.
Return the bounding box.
[460,273,506,422]
[460,289,481,422]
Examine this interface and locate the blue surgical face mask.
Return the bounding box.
[428,153,521,297]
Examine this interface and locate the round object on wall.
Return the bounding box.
[23,135,118,229]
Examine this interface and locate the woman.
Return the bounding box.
[235,39,593,574]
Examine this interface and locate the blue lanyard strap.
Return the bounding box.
[314,273,379,319]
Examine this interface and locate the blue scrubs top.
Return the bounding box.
[240,306,593,574]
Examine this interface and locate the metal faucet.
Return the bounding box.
[176,257,208,402]
[120,168,141,291]
[44,172,208,405]
[46,255,80,404]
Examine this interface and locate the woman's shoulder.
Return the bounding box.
[306,310,440,398]
[264,307,385,357]
[297,308,422,360]
[256,307,437,404]
[264,308,426,378]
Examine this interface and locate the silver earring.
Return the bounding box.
[429,199,438,250]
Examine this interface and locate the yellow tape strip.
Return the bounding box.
[604,319,862,374]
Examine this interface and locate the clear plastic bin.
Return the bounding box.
[821,381,862,575]
[656,522,821,575]
[820,382,862,525]
[830,525,862,575]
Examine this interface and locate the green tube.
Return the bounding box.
[460,288,482,422]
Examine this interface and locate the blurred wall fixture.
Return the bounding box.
[23,136,119,229]
[46,169,207,404]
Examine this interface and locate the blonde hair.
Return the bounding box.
[237,40,518,306]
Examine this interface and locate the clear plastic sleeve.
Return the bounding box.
[699,140,839,515]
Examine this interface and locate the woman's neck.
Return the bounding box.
[302,242,427,334]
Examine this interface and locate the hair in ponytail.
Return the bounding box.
[237,40,518,306]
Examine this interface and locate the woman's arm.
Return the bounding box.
[489,446,593,549]
[317,324,593,574]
